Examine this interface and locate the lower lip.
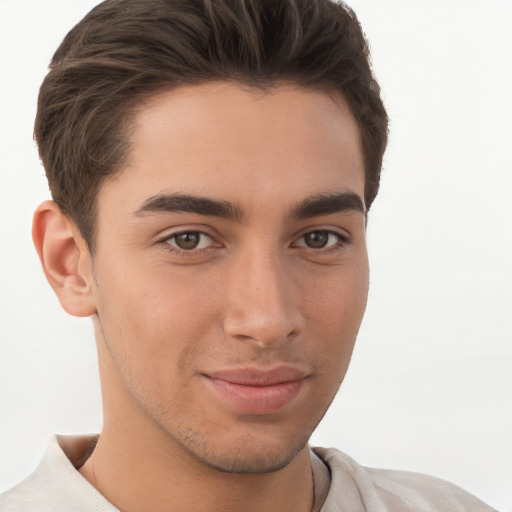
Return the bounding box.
[203,377,304,414]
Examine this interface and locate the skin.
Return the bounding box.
[33,82,369,512]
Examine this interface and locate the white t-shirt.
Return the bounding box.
[0,435,497,511]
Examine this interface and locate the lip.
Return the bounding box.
[202,366,308,414]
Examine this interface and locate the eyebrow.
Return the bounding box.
[134,191,365,221]
[134,193,244,221]
[288,192,366,220]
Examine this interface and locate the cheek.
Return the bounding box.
[94,261,223,377]
[304,258,369,328]
[302,261,369,378]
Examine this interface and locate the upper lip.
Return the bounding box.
[204,366,308,386]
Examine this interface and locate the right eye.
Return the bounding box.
[163,231,215,251]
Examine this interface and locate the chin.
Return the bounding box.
[173,423,313,474]
[194,442,309,474]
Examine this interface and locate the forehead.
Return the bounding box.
[98,82,365,215]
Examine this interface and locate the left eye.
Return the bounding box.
[295,231,344,249]
[165,231,214,251]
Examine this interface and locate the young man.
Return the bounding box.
[0,0,498,511]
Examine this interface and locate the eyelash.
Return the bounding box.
[160,230,217,257]
[158,229,349,257]
[293,230,349,252]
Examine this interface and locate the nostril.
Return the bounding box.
[227,323,301,348]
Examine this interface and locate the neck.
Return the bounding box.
[79,422,314,512]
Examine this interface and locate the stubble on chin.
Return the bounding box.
[168,423,314,474]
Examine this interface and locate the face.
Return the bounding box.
[88,82,368,473]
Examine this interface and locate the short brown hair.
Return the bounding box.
[35,0,388,250]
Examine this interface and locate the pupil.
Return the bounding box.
[305,232,328,248]
[176,232,200,250]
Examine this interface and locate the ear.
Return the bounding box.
[32,200,97,317]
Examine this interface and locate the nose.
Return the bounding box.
[222,248,304,348]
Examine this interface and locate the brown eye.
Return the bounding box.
[294,230,346,250]
[304,231,330,249]
[166,231,213,251]
[174,232,201,250]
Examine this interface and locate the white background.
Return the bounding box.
[0,1,510,510]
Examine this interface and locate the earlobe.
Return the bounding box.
[32,200,97,318]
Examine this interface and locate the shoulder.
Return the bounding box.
[313,447,497,512]
[0,472,53,512]
[0,435,116,512]
[0,436,62,512]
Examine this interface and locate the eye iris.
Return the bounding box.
[305,231,329,249]
[175,232,201,250]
